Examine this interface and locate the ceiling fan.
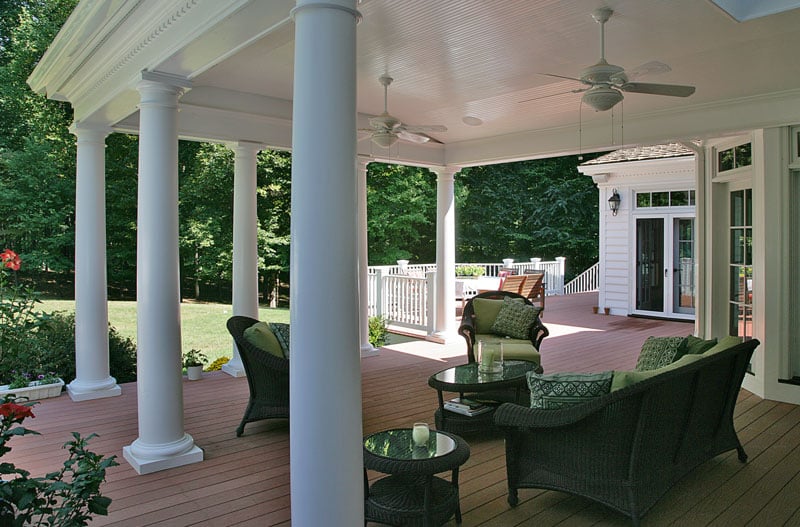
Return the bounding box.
[527,8,696,111]
[360,75,447,147]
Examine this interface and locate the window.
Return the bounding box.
[635,190,695,208]
[729,189,753,340]
[718,142,752,172]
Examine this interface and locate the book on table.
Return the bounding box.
[444,397,493,416]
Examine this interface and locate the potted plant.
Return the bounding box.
[182,349,208,381]
[455,265,485,278]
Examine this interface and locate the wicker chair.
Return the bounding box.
[226,316,290,436]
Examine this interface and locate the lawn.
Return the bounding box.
[40,300,290,365]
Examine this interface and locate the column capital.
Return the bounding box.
[138,71,192,103]
[230,140,264,156]
[428,165,461,181]
[69,122,112,141]
[291,1,362,23]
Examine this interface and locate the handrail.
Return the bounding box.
[564,262,599,295]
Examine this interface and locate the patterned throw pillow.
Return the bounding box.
[490,297,542,340]
[269,322,291,359]
[635,336,688,371]
[528,371,613,409]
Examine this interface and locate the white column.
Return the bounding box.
[290,1,362,525]
[430,166,460,342]
[123,72,202,475]
[358,156,378,357]
[68,124,121,402]
[224,141,263,377]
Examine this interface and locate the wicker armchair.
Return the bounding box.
[226,316,290,436]
[458,291,548,368]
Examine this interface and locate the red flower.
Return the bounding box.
[1,249,21,271]
[0,402,35,420]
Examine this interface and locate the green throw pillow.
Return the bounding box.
[528,371,613,409]
[685,335,718,355]
[611,353,705,391]
[635,336,688,371]
[703,335,743,356]
[472,298,508,334]
[243,321,285,359]
[269,322,291,358]
[491,297,541,340]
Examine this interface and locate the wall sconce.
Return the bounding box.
[608,189,621,216]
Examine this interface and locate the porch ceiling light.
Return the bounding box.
[608,189,621,216]
[582,86,623,112]
[371,131,398,148]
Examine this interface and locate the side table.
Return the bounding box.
[363,428,470,526]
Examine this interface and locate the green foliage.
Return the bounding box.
[182,348,208,368]
[367,163,437,265]
[455,265,485,277]
[0,395,118,526]
[368,316,388,348]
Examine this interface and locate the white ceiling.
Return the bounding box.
[30,0,800,166]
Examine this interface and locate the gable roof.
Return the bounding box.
[581,143,695,166]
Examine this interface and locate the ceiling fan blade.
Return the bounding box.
[539,72,585,83]
[403,124,447,133]
[397,130,432,144]
[625,61,671,80]
[620,82,696,97]
[519,87,588,103]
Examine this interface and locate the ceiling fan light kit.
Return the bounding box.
[582,86,624,112]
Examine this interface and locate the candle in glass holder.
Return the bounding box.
[412,422,430,446]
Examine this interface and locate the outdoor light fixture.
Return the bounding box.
[608,189,621,216]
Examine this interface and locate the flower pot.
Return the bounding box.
[186,366,203,381]
[592,306,599,314]
[604,307,611,315]
[0,378,64,400]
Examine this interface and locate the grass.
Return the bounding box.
[40,300,290,365]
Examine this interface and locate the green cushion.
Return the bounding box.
[269,322,291,358]
[703,335,743,356]
[490,297,542,339]
[528,371,613,409]
[472,298,506,334]
[611,353,706,391]
[243,322,285,359]
[474,335,541,366]
[635,336,688,371]
[685,335,718,355]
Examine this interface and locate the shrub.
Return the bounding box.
[368,316,388,348]
[455,265,485,277]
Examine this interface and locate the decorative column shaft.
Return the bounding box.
[224,141,262,377]
[68,124,120,401]
[358,156,378,357]
[431,166,460,341]
[290,1,363,525]
[123,72,202,475]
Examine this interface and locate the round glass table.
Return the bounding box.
[363,428,470,526]
[427,360,538,434]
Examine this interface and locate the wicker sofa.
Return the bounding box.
[493,336,760,526]
[458,291,548,371]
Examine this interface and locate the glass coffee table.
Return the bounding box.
[427,360,538,434]
[363,428,470,526]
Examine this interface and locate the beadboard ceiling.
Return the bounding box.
[31,0,800,165]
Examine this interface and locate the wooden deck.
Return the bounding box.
[8,293,800,526]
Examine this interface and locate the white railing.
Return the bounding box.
[368,258,566,335]
[564,262,599,295]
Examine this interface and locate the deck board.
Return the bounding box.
[6,293,799,526]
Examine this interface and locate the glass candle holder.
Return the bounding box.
[412,422,430,446]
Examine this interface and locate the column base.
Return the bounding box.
[360,343,380,358]
[222,361,247,378]
[123,434,204,475]
[67,377,122,402]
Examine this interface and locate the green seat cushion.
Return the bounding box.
[635,336,688,371]
[528,371,613,409]
[611,352,706,391]
[490,297,542,339]
[243,321,285,359]
[474,334,540,365]
[685,335,718,355]
[703,335,743,356]
[472,298,507,334]
[269,322,291,358]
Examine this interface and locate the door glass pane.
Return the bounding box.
[674,218,695,313]
[636,219,664,312]
[745,188,752,225]
[729,188,753,341]
[731,190,744,225]
[730,229,745,263]
[744,227,752,265]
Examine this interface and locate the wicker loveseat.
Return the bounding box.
[493,336,760,526]
[458,291,548,372]
[226,316,290,436]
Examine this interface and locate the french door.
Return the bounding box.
[635,216,695,318]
